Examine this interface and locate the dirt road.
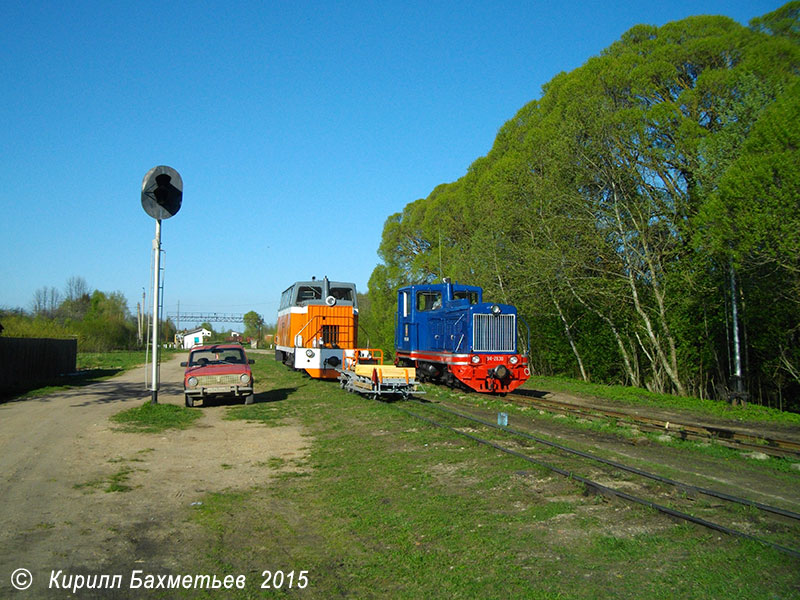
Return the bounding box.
[0,355,308,597]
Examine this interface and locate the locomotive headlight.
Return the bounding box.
[509,356,519,365]
[240,373,251,385]
[470,355,481,365]
[187,377,198,388]
[491,304,501,315]
[306,349,315,358]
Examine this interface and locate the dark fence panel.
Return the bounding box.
[0,337,77,392]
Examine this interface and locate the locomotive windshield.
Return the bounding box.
[329,286,354,302]
[297,285,322,302]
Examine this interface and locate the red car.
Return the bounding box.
[181,344,255,407]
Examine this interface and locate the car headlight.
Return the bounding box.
[306,349,315,358]
[491,304,501,315]
[510,356,519,365]
[187,376,198,388]
[470,355,481,365]
[240,373,251,385]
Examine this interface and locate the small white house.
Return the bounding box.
[179,327,212,350]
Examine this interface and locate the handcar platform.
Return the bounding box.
[337,349,424,400]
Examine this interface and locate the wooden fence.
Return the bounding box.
[0,337,77,393]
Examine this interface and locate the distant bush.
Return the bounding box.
[1,288,142,351]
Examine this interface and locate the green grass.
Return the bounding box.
[77,350,149,371]
[174,356,800,599]
[440,386,800,476]
[110,401,202,433]
[525,375,800,425]
[74,464,138,493]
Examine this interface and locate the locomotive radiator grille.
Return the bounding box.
[322,325,339,346]
[473,314,516,353]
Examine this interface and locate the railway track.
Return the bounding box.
[508,389,800,460]
[394,399,800,560]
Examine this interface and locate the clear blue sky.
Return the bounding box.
[0,0,783,328]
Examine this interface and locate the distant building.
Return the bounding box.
[177,327,212,350]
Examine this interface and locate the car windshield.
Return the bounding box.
[188,348,245,366]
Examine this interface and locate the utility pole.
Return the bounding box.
[136,302,142,346]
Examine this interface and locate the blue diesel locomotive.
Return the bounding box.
[394,280,530,393]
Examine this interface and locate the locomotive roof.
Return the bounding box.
[279,278,358,310]
[398,281,482,291]
[282,279,356,291]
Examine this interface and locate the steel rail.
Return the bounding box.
[509,391,800,459]
[427,401,800,522]
[393,404,800,560]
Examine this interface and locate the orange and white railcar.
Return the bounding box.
[275,277,358,379]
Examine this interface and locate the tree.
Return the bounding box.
[750,1,800,43]
[243,311,265,340]
[699,79,800,396]
[60,276,90,321]
[64,276,89,302]
[31,287,61,318]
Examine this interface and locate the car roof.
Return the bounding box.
[189,344,245,351]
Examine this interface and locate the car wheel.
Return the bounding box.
[185,394,194,408]
[244,393,254,405]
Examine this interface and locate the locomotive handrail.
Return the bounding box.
[294,314,323,346]
[455,334,465,353]
[340,348,387,371]
[294,315,327,348]
[293,313,354,348]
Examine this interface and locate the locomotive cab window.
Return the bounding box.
[417,291,442,312]
[454,291,478,305]
[329,286,354,303]
[297,285,322,303]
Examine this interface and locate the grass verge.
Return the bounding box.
[110,401,202,433]
[525,375,800,425]
[446,387,800,475]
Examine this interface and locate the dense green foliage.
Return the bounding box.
[0,276,172,351]
[364,5,800,410]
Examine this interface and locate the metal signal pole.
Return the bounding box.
[141,165,183,406]
[151,218,162,404]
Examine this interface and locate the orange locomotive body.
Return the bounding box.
[275,277,358,379]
